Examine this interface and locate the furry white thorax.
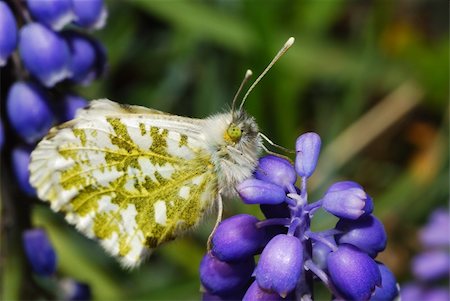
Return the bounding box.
[202,111,262,198]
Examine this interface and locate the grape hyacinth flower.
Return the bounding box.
[72,0,107,29]
[401,208,450,301]
[200,132,398,300]
[22,228,57,276]
[7,81,54,144]
[3,1,108,299]
[0,1,18,66]
[26,0,74,31]
[19,23,72,87]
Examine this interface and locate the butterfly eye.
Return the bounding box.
[226,124,242,143]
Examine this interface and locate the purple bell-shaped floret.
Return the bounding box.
[255,234,303,297]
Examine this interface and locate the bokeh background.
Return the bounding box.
[2,0,448,300]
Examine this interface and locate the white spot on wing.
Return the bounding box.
[192,175,204,185]
[154,200,167,225]
[92,167,123,187]
[121,204,138,234]
[179,186,190,199]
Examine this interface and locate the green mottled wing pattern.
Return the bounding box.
[29,99,219,267]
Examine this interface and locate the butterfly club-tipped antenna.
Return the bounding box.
[231,69,253,119]
[239,37,295,112]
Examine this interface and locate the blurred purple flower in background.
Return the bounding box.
[2,0,108,299]
[401,208,450,301]
[200,132,399,300]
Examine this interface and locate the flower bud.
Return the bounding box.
[371,263,399,301]
[27,0,73,30]
[419,208,450,248]
[295,132,321,178]
[200,252,254,295]
[60,279,92,301]
[0,1,18,66]
[22,228,57,276]
[322,181,372,220]
[64,31,105,85]
[19,23,71,87]
[212,214,266,262]
[312,241,332,271]
[255,234,303,297]
[12,146,36,196]
[202,289,246,301]
[335,214,387,257]
[412,250,450,282]
[327,244,381,301]
[237,179,286,205]
[72,0,107,29]
[60,94,88,122]
[7,81,54,143]
[243,281,284,301]
[254,155,297,190]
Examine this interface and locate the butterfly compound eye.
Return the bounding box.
[226,124,242,143]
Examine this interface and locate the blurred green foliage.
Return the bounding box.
[3,0,448,300]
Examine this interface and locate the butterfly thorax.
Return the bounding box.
[203,110,262,198]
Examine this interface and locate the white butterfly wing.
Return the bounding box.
[29,99,219,267]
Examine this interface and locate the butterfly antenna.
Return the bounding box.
[258,132,295,154]
[239,37,295,111]
[231,69,253,117]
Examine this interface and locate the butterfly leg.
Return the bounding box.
[207,191,223,251]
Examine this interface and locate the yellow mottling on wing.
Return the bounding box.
[73,128,87,146]
[33,114,219,266]
[179,134,188,147]
[139,123,146,136]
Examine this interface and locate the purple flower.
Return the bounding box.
[7,81,54,143]
[60,279,92,301]
[212,214,266,262]
[335,214,387,257]
[72,0,107,29]
[64,31,105,85]
[19,23,71,87]
[327,244,381,300]
[22,228,57,276]
[243,281,285,301]
[412,250,450,282]
[60,94,88,122]
[12,146,36,196]
[311,241,332,271]
[254,155,297,190]
[27,0,74,30]
[0,1,18,66]
[322,181,372,220]
[295,132,321,178]
[371,263,399,301]
[237,178,286,205]
[419,208,450,248]
[255,234,303,297]
[199,252,254,295]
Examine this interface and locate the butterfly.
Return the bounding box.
[29,37,295,268]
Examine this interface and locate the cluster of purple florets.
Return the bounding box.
[1,0,107,191]
[200,132,400,300]
[1,1,107,299]
[401,209,450,301]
